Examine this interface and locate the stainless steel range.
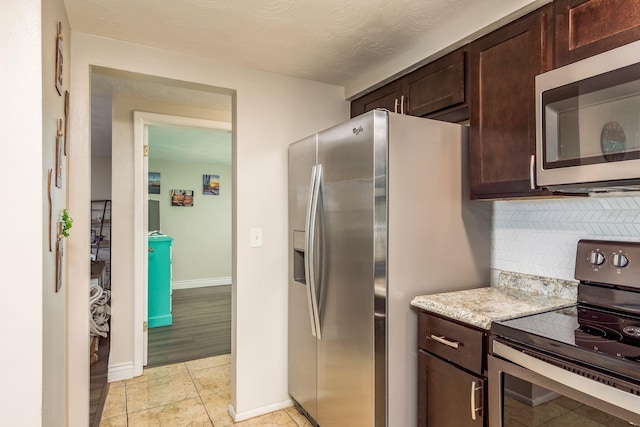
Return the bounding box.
[489,240,640,426]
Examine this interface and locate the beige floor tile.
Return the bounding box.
[284,407,313,427]
[102,383,127,420]
[126,372,199,413]
[186,354,231,373]
[200,389,234,426]
[550,396,583,411]
[100,414,128,427]
[235,410,297,426]
[572,405,632,427]
[538,410,605,427]
[504,396,571,426]
[126,362,189,385]
[127,397,212,427]
[190,364,231,397]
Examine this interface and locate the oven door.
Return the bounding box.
[489,341,640,426]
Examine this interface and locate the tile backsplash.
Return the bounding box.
[492,195,640,281]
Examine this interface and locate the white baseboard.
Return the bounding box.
[172,277,231,290]
[108,361,135,383]
[228,399,293,422]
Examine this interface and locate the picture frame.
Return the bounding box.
[55,221,64,292]
[55,119,63,189]
[149,172,161,194]
[64,90,69,155]
[171,189,194,207]
[55,22,63,96]
[203,174,220,195]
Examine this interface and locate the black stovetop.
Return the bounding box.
[492,303,640,383]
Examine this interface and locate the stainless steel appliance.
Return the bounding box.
[288,110,491,427]
[490,240,640,426]
[535,39,640,193]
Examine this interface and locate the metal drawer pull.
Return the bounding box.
[394,98,399,114]
[430,334,460,349]
[470,381,482,421]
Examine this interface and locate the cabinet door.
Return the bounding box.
[406,46,468,120]
[469,6,553,199]
[554,0,640,67]
[418,351,485,427]
[350,79,404,117]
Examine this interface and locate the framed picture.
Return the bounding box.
[55,235,64,292]
[203,174,220,195]
[149,172,161,194]
[171,189,194,207]
[55,22,63,96]
[55,120,63,188]
[64,90,69,155]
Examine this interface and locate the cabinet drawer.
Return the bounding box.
[418,312,485,374]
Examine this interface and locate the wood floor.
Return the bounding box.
[148,285,232,367]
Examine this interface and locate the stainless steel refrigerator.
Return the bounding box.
[288,110,491,427]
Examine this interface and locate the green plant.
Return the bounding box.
[61,208,73,238]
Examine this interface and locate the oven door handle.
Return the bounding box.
[493,341,640,415]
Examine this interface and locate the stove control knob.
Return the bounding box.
[612,253,629,268]
[588,251,605,266]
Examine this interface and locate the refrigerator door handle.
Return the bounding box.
[304,165,319,338]
[307,164,323,340]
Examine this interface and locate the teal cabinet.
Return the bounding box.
[148,235,173,328]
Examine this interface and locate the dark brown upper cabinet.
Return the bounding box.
[350,79,404,118]
[350,46,469,122]
[406,47,468,121]
[469,5,553,200]
[554,0,640,68]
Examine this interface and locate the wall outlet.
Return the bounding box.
[250,227,263,248]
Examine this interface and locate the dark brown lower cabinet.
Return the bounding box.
[418,350,485,427]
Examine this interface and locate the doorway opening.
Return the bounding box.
[88,67,234,424]
[144,120,233,367]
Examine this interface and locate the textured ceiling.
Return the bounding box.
[66,0,484,87]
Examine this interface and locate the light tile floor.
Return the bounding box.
[100,354,312,427]
[503,395,633,427]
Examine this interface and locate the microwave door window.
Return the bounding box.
[543,62,640,169]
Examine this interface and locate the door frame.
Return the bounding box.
[132,111,232,373]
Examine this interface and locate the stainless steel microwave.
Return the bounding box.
[536,39,640,193]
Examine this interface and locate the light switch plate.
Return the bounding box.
[250,227,263,248]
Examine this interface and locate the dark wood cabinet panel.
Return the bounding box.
[418,311,485,375]
[350,47,469,122]
[350,79,403,117]
[406,46,468,118]
[418,350,485,427]
[469,6,553,199]
[554,0,640,67]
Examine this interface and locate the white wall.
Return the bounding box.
[148,160,232,284]
[0,0,72,425]
[91,155,112,200]
[492,196,640,280]
[69,32,348,422]
[41,1,72,425]
[0,1,43,425]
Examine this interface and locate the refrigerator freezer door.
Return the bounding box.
[288,136,318,421]
[316,111,387,427]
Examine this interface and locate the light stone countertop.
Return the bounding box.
[410,271,578,330]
